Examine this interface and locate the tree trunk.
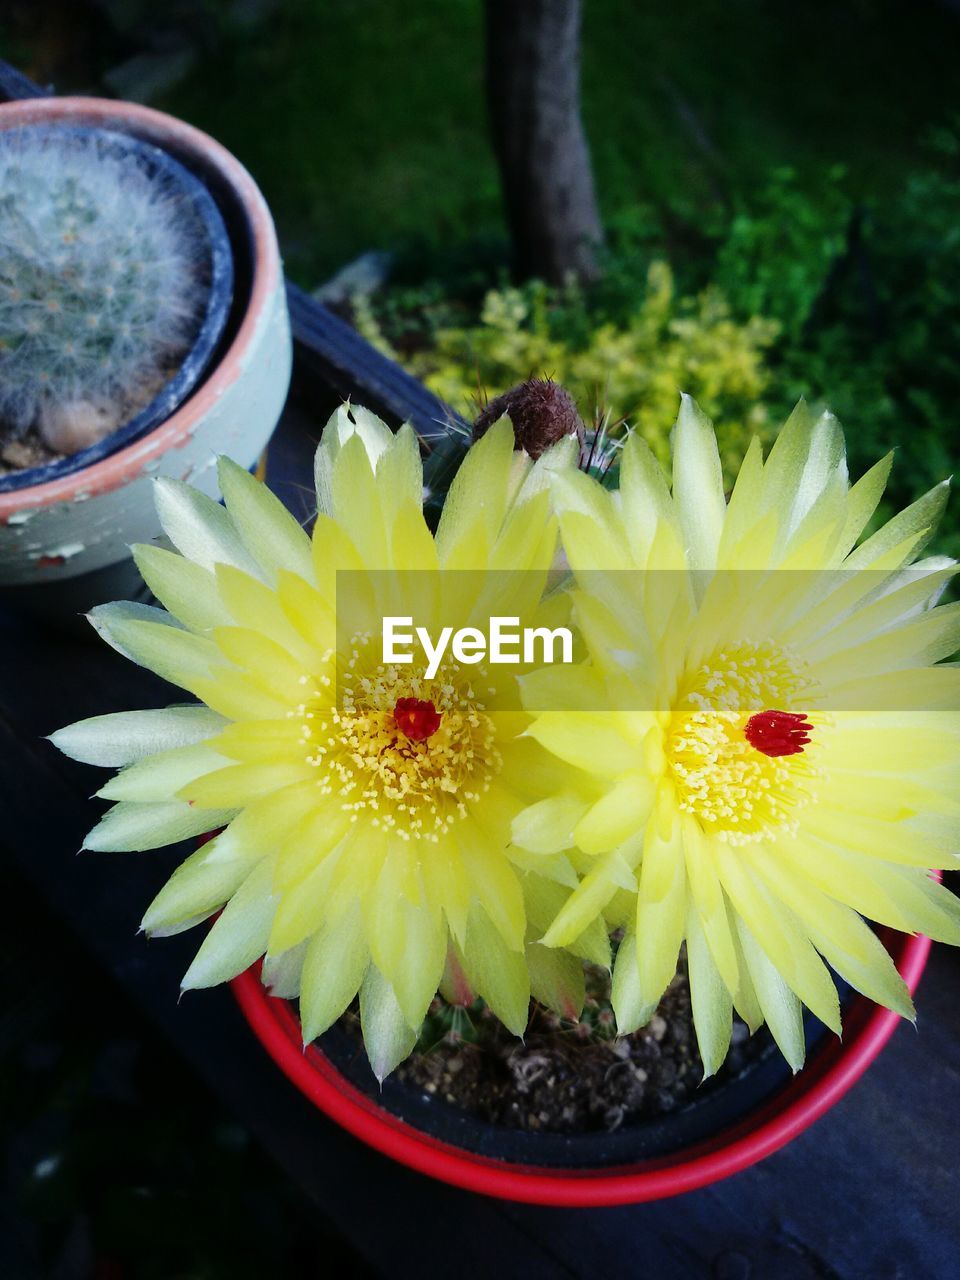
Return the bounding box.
[484,0,603,284]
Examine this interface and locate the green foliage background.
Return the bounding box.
[151,0,960,550]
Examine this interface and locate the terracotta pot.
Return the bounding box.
[0,96,291,610]
[232,928,931,1206]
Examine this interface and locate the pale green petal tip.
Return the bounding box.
[81,813,123,852]
[323,401,393,469]
[46,726,78,757]
[180,951,218,992]
[675,391,715,438]
[614,1001,659,1037]
[697,1025,734,1081]
[143,911,212,940]
[359,965,419,1083]
[472,413,515,465]
[538,923,565,949]
[698,1056,720,1084]
[216,453,243,483]
[786,1051,805,1077]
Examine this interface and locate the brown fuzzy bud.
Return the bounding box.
[473,378,584,459]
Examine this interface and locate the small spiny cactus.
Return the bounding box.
[0,126,213,457]
[473,377,585,459]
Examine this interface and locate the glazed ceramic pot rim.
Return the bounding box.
[0,96,281,520]
[232,927,931,1206]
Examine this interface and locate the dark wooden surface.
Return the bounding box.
[2,57,959,1280]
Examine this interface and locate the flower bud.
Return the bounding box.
[473,378,584,459]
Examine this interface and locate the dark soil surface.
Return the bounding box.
[343,957,770,1135]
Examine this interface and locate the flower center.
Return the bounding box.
[665,641,819,843]
[293,635,501,842]
[744,709,813,758]
[394,697,442,742]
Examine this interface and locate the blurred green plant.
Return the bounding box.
[713,165,853,343]
[358,124,960,559]
[710,133,960,556]
[358,262,778,482]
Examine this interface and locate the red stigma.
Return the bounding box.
[744,710,813,758]
[394,697,442,743]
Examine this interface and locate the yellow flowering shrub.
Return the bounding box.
[359,262,780,482]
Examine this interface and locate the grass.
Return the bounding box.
[155,0,960,284]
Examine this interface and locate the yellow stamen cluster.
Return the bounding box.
[292,634,501,843]
[665,640,820,843]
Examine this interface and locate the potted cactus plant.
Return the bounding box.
[0,95,291,615]
[50,388,959,1204]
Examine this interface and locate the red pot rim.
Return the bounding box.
[231,927,931,1206]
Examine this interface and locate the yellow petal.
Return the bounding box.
[299,905,370,1042]
[141,845,254,936]
[633,816,687,1019]
[735,917,805,1070]
[218,455,314,584]
[180,761,313,809]
[685,904,732,1079]
[682,818,740,997]
[133,544,227,633]
[98,743,230,802]
[359,964,418,1081]
[456,907,530,1036]
[181,859,277,989]
[672,394,726,571]
[715,844,841,1033]
[750,848,914,1020]
[457,827,526,950]
[512,792,590,854]
[541,838,640,947]
[524,712,633,775]
[212,626,308,703]
[574,772,655,855]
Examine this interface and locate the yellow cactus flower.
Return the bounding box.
[517,396,960,1074]
[51,406,586,1079]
